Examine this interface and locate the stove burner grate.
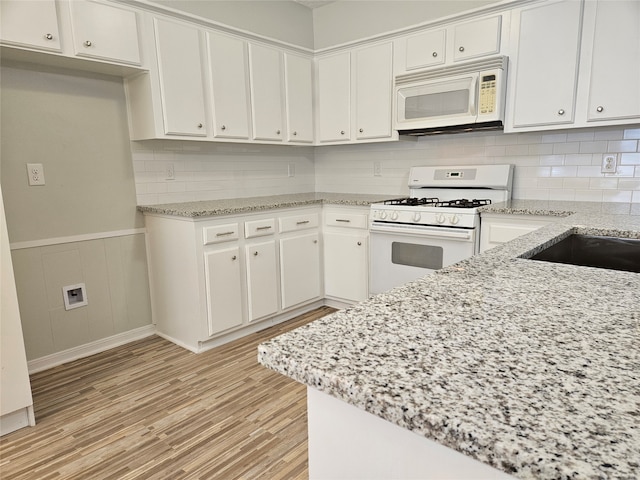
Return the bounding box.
[435,198,492,208]
[384,197,440,206]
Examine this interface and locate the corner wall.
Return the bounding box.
[0,65,152,362]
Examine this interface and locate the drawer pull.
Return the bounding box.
[296,220,310,225]
[256,226,272,231]
[336,219,351,223]
[216,231,235,237]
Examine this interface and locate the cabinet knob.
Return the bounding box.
[458,46,465,52]
[596,106,604,113]
[359,128,364,133]
[45,33,54,40]
[276,130,281,135]
[558,109,565,116]
[197,123,203,129]
[340,130,345,135]
[313,240,318,244]
[221,125,226,131]
[231,255,237,260]
[253,251,258,256]
[357,241,362,246]
[84,40,92,47]
[293,131,297,136]
[432,51,438,57]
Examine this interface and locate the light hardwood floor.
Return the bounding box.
[0,306,336,480]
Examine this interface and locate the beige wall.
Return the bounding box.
[148,0,314,49]
[312,0,501,49]
[1,64,152,361]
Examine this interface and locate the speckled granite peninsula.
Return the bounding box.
[258,204,640,479]
[137,192,400,217]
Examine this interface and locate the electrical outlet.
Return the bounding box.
[165,163,175,180]
[601,154,617,174]
[373,162,382,177]
[26,163,45,186]
[288,163,295,177]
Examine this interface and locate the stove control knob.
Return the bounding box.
[379,211,388,220]
[413,212,422,222]
[449,215,460,225]
[436,213,446,224]
[391,211,399,221]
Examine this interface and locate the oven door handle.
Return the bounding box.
[370,224,473,241]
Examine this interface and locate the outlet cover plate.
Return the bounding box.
[27,163,45,186]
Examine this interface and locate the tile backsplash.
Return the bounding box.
[132,125,640,205]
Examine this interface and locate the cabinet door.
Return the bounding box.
[511,0,583,128]
[69,1,140,65]
[245,240,279,322]
[207,31,251,139]
[204,247,244,336]
[317,52,351,143]
[324,232,368,302]
[453,16,501,62]
[587,0,640,122]
[280,233,321,310]
[405,29,446,70]
[0,0,61,52]
[356,43,393,140]
[284,53,314,143]
[153,18,207,136]
[249,43,284,142]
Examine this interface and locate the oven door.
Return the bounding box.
[369,224,476,295]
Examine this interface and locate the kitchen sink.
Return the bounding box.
[525,233,640,273]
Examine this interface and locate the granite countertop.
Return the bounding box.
[258,209,640,479]
[479,199,640,217]
[137,192,401,218]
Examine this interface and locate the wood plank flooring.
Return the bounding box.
[0,306,336,480]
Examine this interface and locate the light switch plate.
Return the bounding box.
[26,163,45,186]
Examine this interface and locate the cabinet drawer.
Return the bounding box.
[325,212,368,229]
[245,218,276,238]
[203,223,240,245]
[279,213,319,233]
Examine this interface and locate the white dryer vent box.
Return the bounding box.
[62,283,88,311]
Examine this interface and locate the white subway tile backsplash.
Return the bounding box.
[608,140,638,153]
[132,126,640,206]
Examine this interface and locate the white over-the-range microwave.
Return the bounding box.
[394,56,508,135]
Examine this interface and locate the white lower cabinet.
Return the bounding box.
[204,246,243,336]
[280,233,321,310]
[479,213,554,253]
[323,207,369,304]
[144,207,322,352]
[246,240,279,322]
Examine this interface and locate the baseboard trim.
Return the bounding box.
[27,325,156,374]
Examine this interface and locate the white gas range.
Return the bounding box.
[369,164,514,294]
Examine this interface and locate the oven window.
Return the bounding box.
[391,242,443,269]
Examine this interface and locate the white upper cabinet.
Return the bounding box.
[507,0,639,132]
[317,43,395,145]
[317,52,351,143]
[249,43,285,142]
[405,29,446,70]
[394,14,505,75]
[153,18,207,137]
[453,15,501,62]
[355,43,393,140]
[284,53,314,143]
[207,31,251,140]
[0,0,61,52]
[508,0,583,129]
[68,1,141,65]
[584,0,640,123]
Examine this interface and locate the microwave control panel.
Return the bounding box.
[479,74,497,115]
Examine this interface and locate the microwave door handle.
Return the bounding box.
[469,75,478,116]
